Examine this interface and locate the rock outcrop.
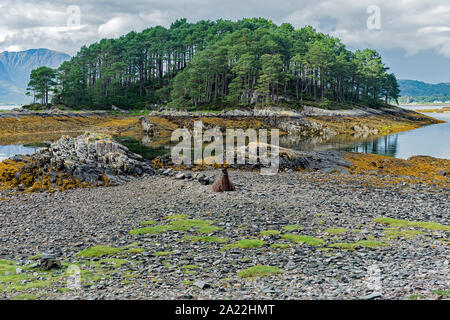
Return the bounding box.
[4,133,155,192]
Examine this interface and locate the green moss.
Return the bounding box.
[129,225,171,235]
[374,217,450,231]
[324,228,348,235]
[77,246,122,258]
[283,225,304,232]
[130,219,220,235]
[237,265,284,278]
[154,251,173,256]
[98,258,129,267]
[127,248,145,254]
[0,259,17,275]
[384,229,426,239]
[281,234,325,246]
[6,279,54,292]
[139,220,156,226]
[27,254,42,260]
[81,270,110,282]
[181,235,229,243]
[223,239,266,249]
[329,240,389,250]
[169,219,214,230]
[13,293,37,300]
[180,265,199,270]
[406,294,422,300]
[260,230,281,236]
[270,243,291,249]
[433,288,450,297]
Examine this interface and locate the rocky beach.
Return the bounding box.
[0,128,448,300]
[0,168,448,300]
[0,106,448,301]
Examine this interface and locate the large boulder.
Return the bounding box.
[10,133,155,191]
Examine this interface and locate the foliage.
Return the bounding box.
[398,79,450,103]
[77,246,122,258]
[237,265,284,278]
[28,18,399,109]
[281,234,325,246]
[26,66,57,105]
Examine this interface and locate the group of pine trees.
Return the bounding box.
[27,18,400,110]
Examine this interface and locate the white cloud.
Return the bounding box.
[282,0,450,57]
[98,11,170,38]
[0,0,449,60]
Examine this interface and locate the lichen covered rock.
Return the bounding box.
[0,133,155,192]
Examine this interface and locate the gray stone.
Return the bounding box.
[175,172,185,180]
[360,292,382,300]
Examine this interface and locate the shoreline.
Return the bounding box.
[0,105,442,146]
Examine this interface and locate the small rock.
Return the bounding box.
[175,172,185,180]
[193,280,211,289]
[360,292,382,300]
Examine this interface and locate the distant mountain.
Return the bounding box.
[398,79,450,103]
[0,48,70,104]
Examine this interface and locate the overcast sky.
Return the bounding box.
[1,0,450,83]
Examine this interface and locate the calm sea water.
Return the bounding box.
[0,145,41,162]
[0,105,21,111]
[333,112,450,159]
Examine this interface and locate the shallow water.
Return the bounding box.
[280,112,450,159]
[0,144,41,162]
[0,108,448,161]
[0,105,21,111]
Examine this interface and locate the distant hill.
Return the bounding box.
[0,48,70,104]
[398,79,450,103]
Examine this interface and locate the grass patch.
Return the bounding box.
[324,228,348,235]
[169,219,215,231]
[329,240,389,250]
[223,239,266,249]
[374,217,450,231]
[27,254,42,260]
[12,293,37,300]
[181,235,229,243]
[260,230,281,236]
[433,288,450,297]
[129,225,171,235]
[139,220,156,226]
[180,265,199,270]
[98,258,129,268]
[130,219,220,235]
[154,251,173,256]
[237,265,284,278]
[270,243,291,249]
[77,246,122,258]
[283,225,303,232]
[281,234,325,246]
[0,260,17,275]
[383,229,426,239]
[6,279,54,292]
[126,248,145,254]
